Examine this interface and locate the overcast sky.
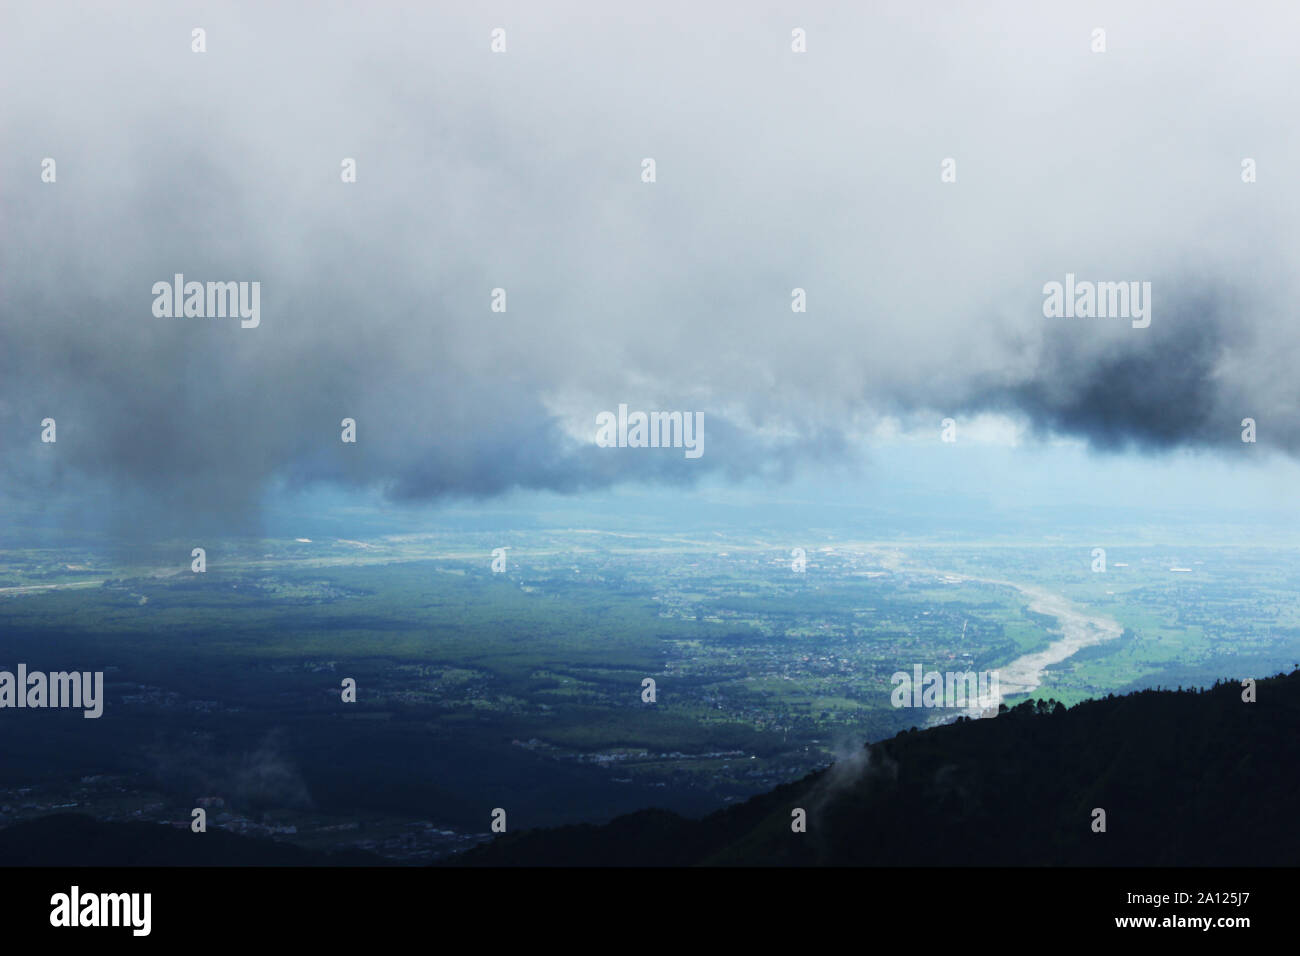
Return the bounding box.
[3,1,1298,539]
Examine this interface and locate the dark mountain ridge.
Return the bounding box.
[454,671,1300,866]
[2,673,1295,867]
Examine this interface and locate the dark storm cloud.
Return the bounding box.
[2,1,1298,535]
[971,284,1248,453]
